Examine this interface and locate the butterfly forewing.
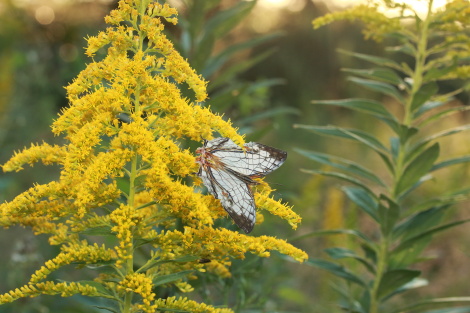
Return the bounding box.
[211,140,287,177]
[196,137,287,233]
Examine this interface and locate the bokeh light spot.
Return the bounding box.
[35,5,55,25]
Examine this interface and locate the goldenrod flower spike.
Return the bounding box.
[0,0,306,311]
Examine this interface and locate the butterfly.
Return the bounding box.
[196,137,287,233]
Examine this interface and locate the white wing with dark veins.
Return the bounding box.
[198,165,256,233]
[211,140,287,177]
[197,137,287,233]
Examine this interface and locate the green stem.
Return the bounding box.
[122,155,138,313]
[370,3,434,312]
[369,236,390,313]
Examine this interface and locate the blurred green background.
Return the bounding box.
[0,0,469,312]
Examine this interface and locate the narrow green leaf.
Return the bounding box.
[152,270,194,286]
[396,143,440,196]
[209,49,275,90]
[397,124,419,144]
[313,98,397,121]
[390,298,470,313]
[306,258,367,287]
[392,205,448,241]
[204,32,282,77]
[342,186,379,221]
[412,125,470,150]
[203,1,255,39]
[78,280,113,297]
[338,49,403,71]
[289,229,375,248]
[381,278,428,301]
[237,105,300,125]
[138,256,200,273]
[295,148,386,186]
[378,195,400,236]
[423,61,459,82]
[93,306,120,313]
[81,225,113,236]
[293,124,389,154]
[410,82,439,112]
[342,68,404,85]
[386,43,417,56]
[418,105,470,128]
[376,269,421,300]
[432,156,470,172]
[348,77,404,103]
[393,219,470,254]
[413,100,447,118]
[300,169,376,197]
[409,188,470,214]
[325,247,375,273]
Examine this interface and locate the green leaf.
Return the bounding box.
[237,105,300,125]
[300,169,376,197]
[432,155,470,171]
[293,125,389,154]
[306,258,367,287]
[152,270,194,287]
[78,280,113,297]
[390,298,470,313]
[203,1,255,39]
[93,306,119,313]
[412,125,470,150]
[381,277,428,301]
[413,100,447,118]
[396,143,440,196]
[377,269,421,300]
[342,186,379,221]
[116,177,130,197]
[418,105,470,128]
[295,148,386,186]
[313,98,397,122]
[325,248,375,273]
[342,68,404,85]
[409,188,470,214]
[289,229,375,248]
[338,49,403,71]
[204,32,282,77]
[138,256,200,273]
[393,219,470,254]
[348,77,404,103]
[377,195,400,236]
[410,82,439,112]
[81,225,113,236]
[392,205,449,241]
[209,48,275,90]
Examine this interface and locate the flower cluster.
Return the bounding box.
[1,0,306,311]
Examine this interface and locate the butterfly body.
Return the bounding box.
[196,137,287,233]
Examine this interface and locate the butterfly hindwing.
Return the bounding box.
[198,164,256,233]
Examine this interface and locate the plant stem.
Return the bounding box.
[370,2,434,312]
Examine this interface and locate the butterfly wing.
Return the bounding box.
[210,139,287,178]
[198,164,256,233]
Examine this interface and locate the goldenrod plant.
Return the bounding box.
[0,1,307,312]
[295,0,470,312]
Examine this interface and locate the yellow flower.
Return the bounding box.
[0,0,306,311]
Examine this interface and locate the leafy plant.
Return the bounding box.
[294,0,470,312]
[171,0,299,136]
